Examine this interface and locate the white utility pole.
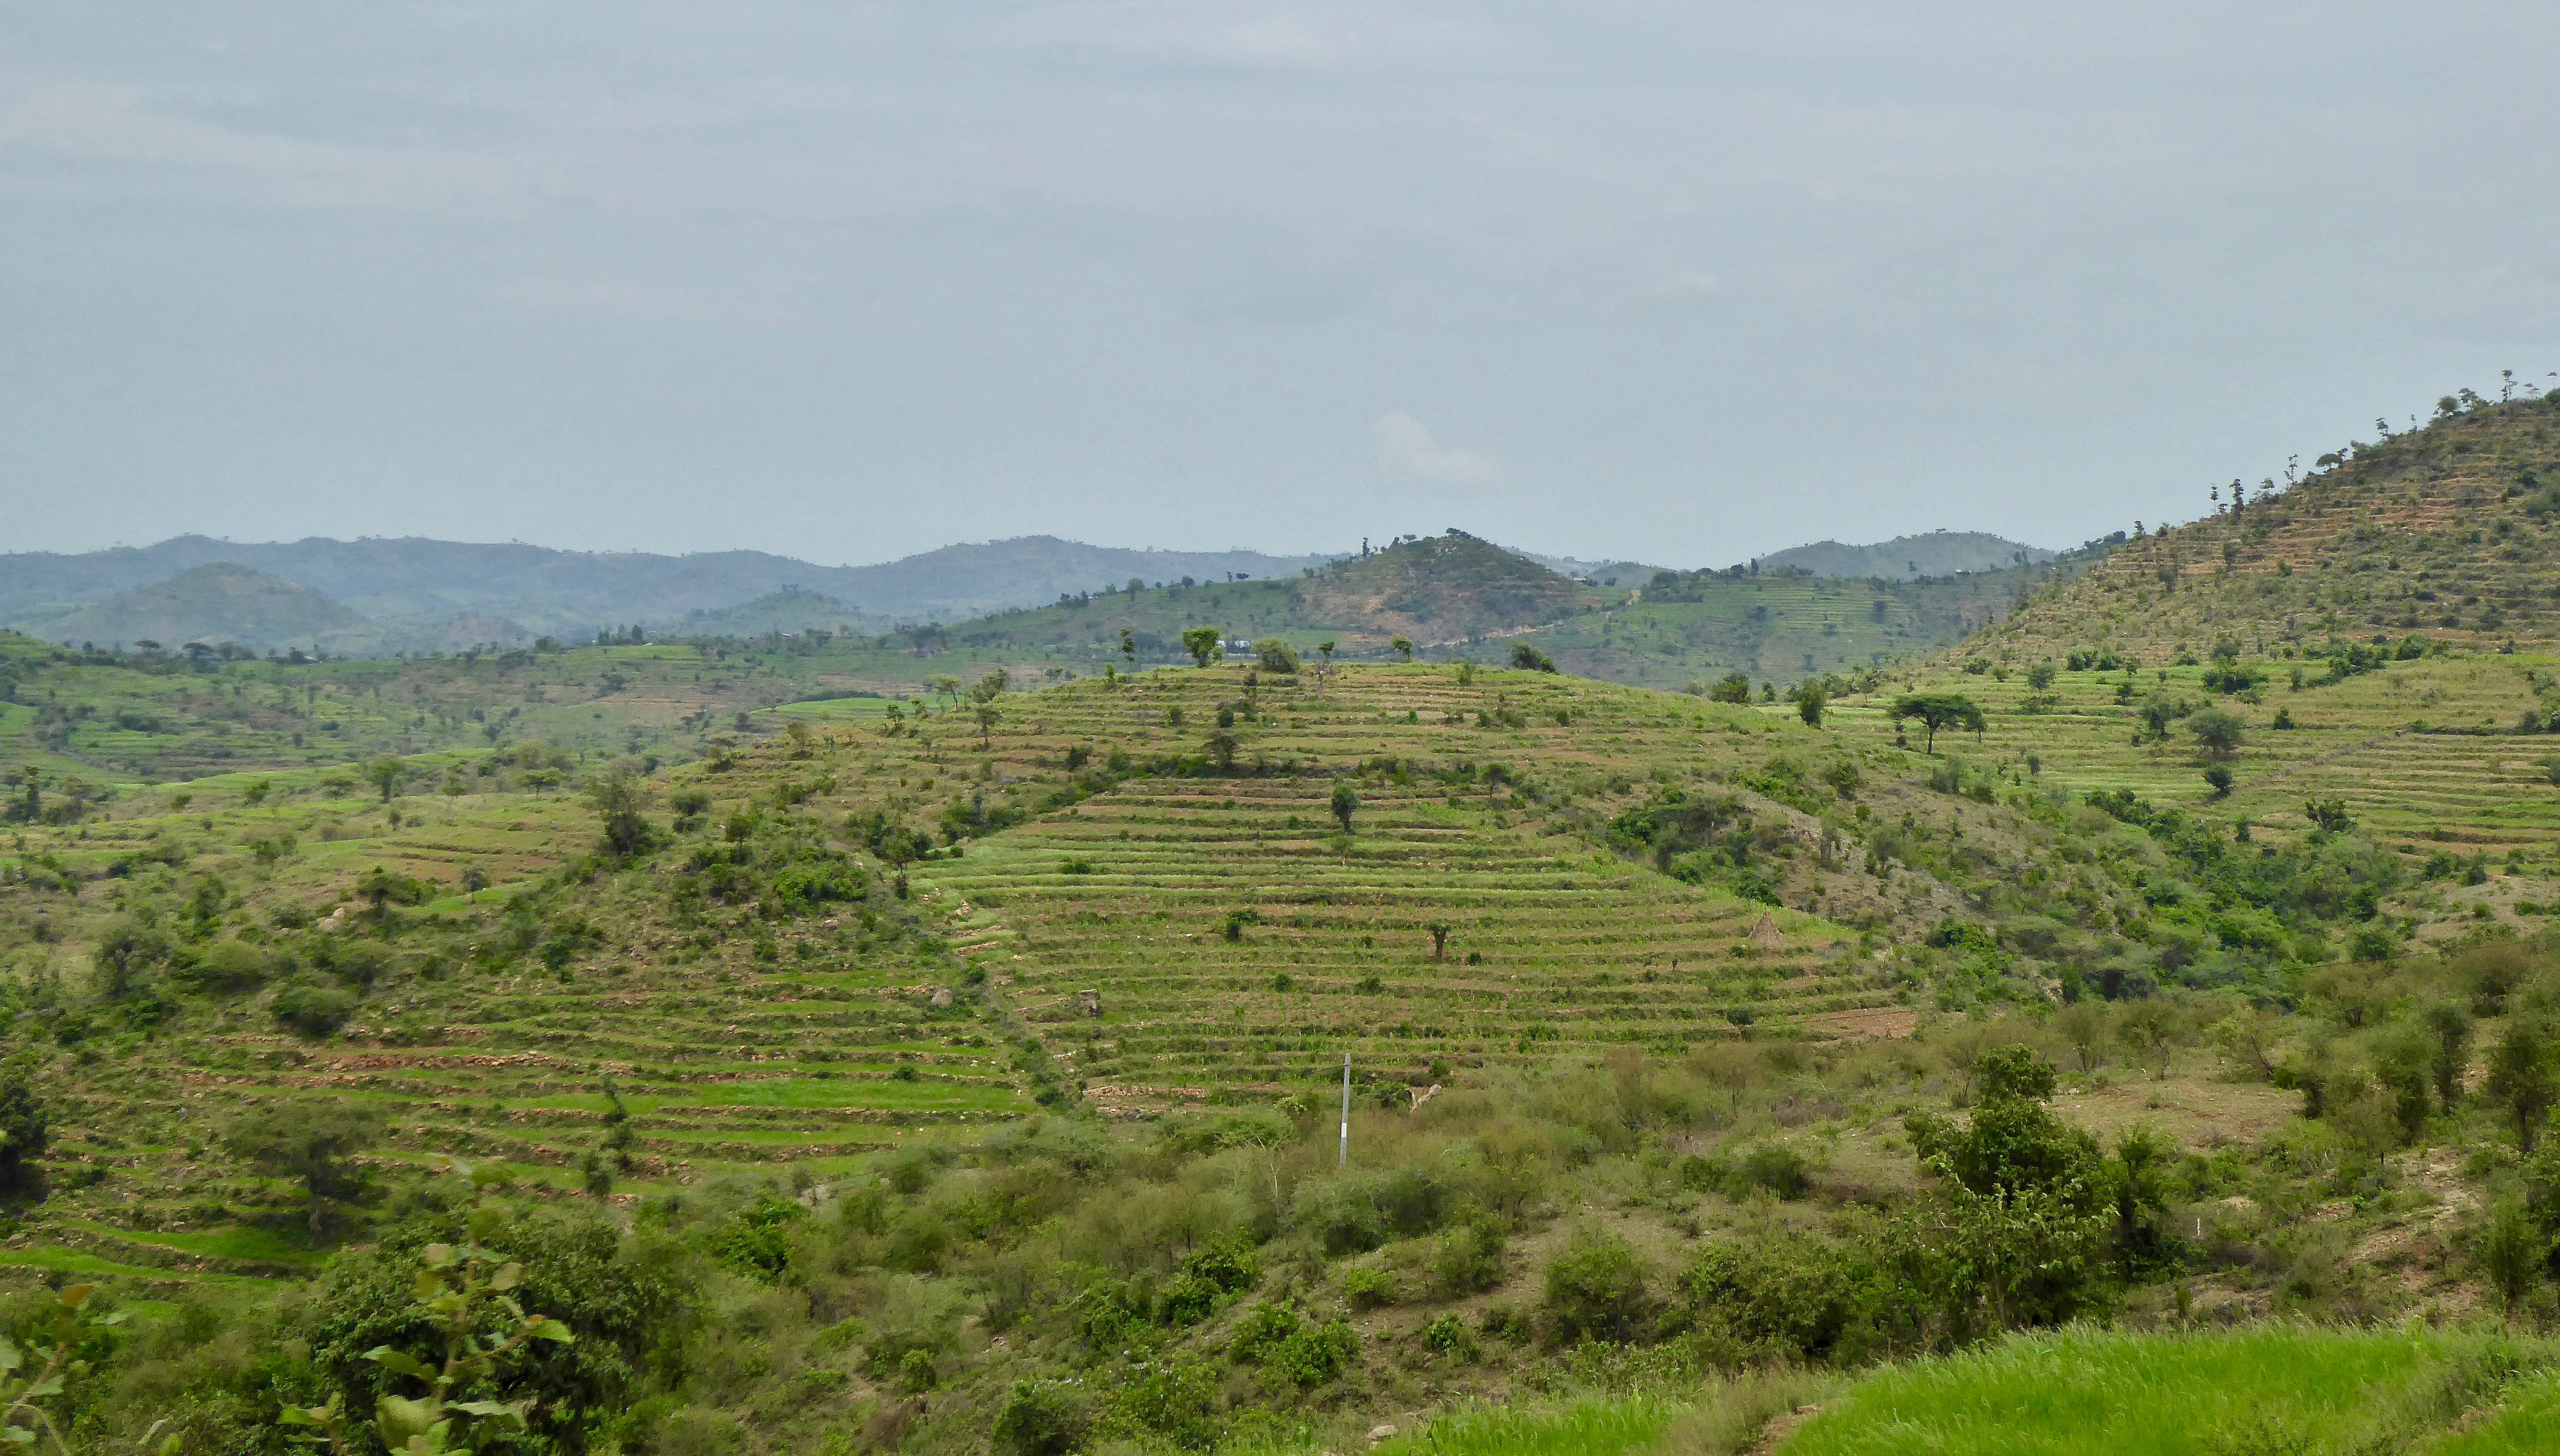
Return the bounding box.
[1339,1053,1352,1167]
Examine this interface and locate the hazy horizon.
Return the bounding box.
[7,3,2557,566]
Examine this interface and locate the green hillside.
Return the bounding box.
[1984,391,2560,662]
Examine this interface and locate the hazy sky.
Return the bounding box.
[6,3,2557,569]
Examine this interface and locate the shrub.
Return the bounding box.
[715,1196,802,1281]
[271,982,358,1038]
[1253,638,1301,673]
[1682,1237,1902,1363]
[994,1380,1091,1456]
[1271,1319,1359,1385]
[1732,1145,1814,1201]
[1541,1231,1651,1344]
[1430,1218,1508,1297]
[1341,1266,1399,1310]
[1420,1314,1476,1360]
[1510,643,1558,673]
[181,939,275,994]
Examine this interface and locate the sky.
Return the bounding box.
[5,2,2558,570]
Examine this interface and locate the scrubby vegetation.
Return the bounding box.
[15,393,2560,1451]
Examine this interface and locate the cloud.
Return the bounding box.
[1372,411,1491,483]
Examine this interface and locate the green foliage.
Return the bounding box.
[0,1062,47,1193]
[222,1100,380,1234]
[1253,638,1301,674]
[715,1196,804,1281]
[993,1379,1090,1456]
[1891,693,1985,752]
[272,981,360,1038]
[1541,1231,1651,1344]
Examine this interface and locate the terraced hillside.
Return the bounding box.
[1510,565,2075,691]
[5,657,2211,1280]
[1982,390,2560,662]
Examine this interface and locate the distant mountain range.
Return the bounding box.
[0,535,1340,651]
[0,528,2053,656]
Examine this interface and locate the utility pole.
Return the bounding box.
[1339,1053,1352,1168]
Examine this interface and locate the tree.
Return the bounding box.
[1509,643,1556,673]
[0,1062,47,1193]
[1330,783,1358,834]
[243,778,271,810]
[974,701,1000,748]
[1254,637,1301,673]
[1390,637,1414,663]
[1181,627,1222,668]
[1890,694,1985,754]
[2187,707,2245,756]
[1204,731,1239,773]
[364,755,405,803]
[1119,629,1136,667]
[586,760,657,857]
[2476,1199,2551,1323]
[2202,765,2233,798]
[2489,1012,2559,1152]
[929,675,962,706]
[1708,672,1752,704]
[1425,922,1453,961]
[2425,999,2473,1109]
[1796,687,1826,728]
[224,1101,380,1235]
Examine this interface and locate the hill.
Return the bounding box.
[672,587,880,639]
[1505,553,2099,692]
[1981,392,2560,662]
[0,534,1341,643]
[38,563,368,652]
[1293,530,1608,644]
[1758,530,2054,580]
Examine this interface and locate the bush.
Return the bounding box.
[994,1380,1091,1456]
[1253,637,1301,673]
[1271,1319,1359,1385]
[1732,1145,1814,1201]
[270,982,358,1038]
[180,939,275,994]
[1683,1237,1903,1363]
[1341,1266,1399,1310]
[1541,1231,1651,1344]
[715,1196,802,1280]
[1420,1313,1476,1360]
[1430,1218,1508,1297]
[1510,643,1558,672]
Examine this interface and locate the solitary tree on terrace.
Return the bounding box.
[1182,626,1222,668]
[1330,783,1358,834]
[1426,922,1453,961]
[1890,694,1985,754]
[364,755,405,802]
[1390,637,1415,663]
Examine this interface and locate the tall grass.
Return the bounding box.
[1785,1324,2560,1456]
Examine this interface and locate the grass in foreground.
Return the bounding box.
[1784,1324,2559,1456]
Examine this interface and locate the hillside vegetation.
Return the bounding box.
[12,398,2560,1454]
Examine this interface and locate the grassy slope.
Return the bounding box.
[1357,1328,2560,1456]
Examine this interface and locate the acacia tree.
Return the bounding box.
[364,755,405,802]
[223,1101,380,1235]
[1890,694,1985,754]
[2187,708,2245,757]
[1390,637,1414,663]
[1181,627,1222,668]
